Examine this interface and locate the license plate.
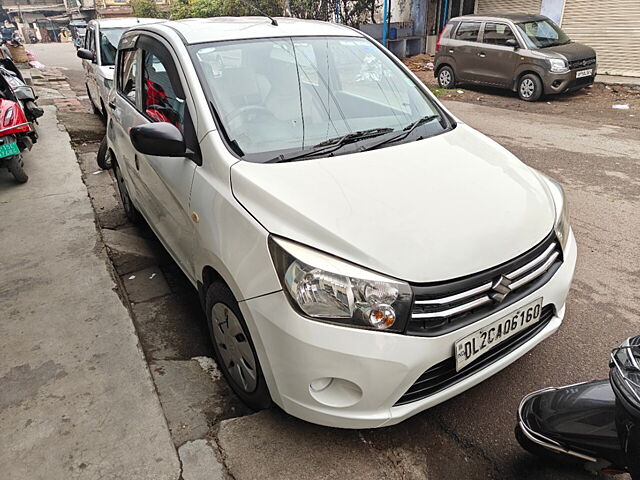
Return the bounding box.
[454,298,544,371]
[576,69,593,78]
[0,142,19,158]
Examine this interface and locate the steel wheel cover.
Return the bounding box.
[520,78,535,98]
[211,303,258,393]
[439,70,451,86]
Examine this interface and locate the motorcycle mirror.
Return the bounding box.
[77,48,95,61]
[130,122,188,158]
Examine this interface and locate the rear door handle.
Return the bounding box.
[478,52,486,58]
[448,49,455,53]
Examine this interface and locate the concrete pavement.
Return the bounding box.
[0,106,180,478]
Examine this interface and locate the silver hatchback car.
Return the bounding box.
[434,13,597,101]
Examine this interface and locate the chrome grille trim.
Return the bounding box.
[412,296,493,319]
[505,243,556,280]
[414,282,492,306]
[411,241,561,322]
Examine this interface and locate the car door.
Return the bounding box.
[133,35,198,278]
[475,22,520,86]
[448,21,483,82]
[84,26,100,106]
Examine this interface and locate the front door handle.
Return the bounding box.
[108,101,116,110]
[134,154,140,171]
[478,52,486,58]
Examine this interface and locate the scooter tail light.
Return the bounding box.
[3,106,14,126]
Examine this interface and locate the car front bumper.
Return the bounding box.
[241,230,577,429]
[543,66,597,94]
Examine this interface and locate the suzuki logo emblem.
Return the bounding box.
[490,276,512,303]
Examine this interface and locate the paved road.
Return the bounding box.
[34,42,640,479]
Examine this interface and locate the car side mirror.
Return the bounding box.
[505,39,518,50]
[77,48,95,61]
[130,122,188,158]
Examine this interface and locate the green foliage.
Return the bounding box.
[131,0,165,18]
[169,0,376,27]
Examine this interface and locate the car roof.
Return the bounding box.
[142,17,361,45]
[450,13,548,23]
[88,17,165,29]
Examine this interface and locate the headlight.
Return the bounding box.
[549,58,569,73]
[540,174,570,251]
[269,237,412,332]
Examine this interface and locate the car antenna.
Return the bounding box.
[237,0,278,26]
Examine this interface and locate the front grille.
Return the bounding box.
[408,231,562,336]
[395,305,555,406]
[568,57,596,70]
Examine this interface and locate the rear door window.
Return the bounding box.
[483,23,517,46]
[455,22,481,42]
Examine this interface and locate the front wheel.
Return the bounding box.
[96,136,111,170]
[8,155,28,183]
[518,74,543,102]
[205,281,271,411]
[113,160,141,224]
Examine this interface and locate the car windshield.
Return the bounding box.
[515,19,571,49]
[99,27,126,66]
[191,36,447,162]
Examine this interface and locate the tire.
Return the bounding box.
[437,66,456,89]
[8,155,28,183]
[205,281,271,411]
[96,136,111,170]
[518,73,543,102]
[113,160,141,224]
[86,84,100,115]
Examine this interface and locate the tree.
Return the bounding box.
[131,0,165,18]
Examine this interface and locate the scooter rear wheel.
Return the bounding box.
[8,155,28,183]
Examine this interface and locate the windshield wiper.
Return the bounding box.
[266,127,393,163]
[362,115,441,152]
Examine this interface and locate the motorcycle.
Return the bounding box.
[516,335,640,478]
[0,62,38,183]
[0,58,44,124]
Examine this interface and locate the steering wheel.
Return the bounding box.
[226,105,276,124]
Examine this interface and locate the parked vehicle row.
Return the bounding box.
[87,16,577,430]
[434,13,597,101]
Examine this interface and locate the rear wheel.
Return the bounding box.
[8,155,28,183]
[86,84,101,115]
[96,136,111,170]
[113,160,141,224]
[437,66,456,89]
[205,281,271,411]
[518,73,543,102]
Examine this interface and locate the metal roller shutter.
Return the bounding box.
[475,0,541,15]
[561,0,640,77]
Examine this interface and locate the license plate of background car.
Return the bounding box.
[454,298,544,372]
[0,142,20,158]
[576,69,593,78]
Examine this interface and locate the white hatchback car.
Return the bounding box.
[77,18,164,117]
[106,17,576,428]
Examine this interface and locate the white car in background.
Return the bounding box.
[106,17,577,428]
[77,18,163,118]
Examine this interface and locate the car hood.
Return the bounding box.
[544,42,596,62]
[231,124,555,283]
